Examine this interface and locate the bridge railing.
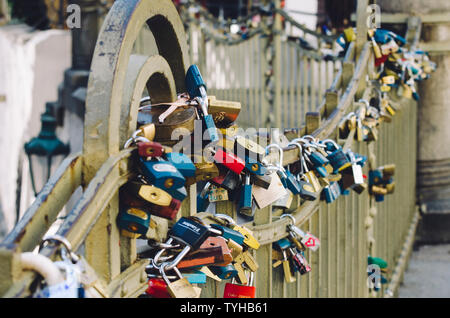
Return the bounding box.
[0,0,421,299]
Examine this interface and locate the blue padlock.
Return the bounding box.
[185,65,219,142]
[243,155,267,176]
[323,182,341,203]
[328,149,351,173]
[274,238,292,251]
[210,223,245,246]
[197,182,212,212]
[183,270,207,284]
[209,264,238,280]
[117,206,150,237]
[165,152,196,178]
[139,158,186,193]
[185,64,207,98]
[238,174,253,216]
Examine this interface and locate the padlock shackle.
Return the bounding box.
[39,234,79,264]
[280,213,296,227]
[163,245,192,271]
[214,213,236,226]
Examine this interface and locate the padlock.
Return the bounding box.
[343,27,356,43]
[322,181,341,203]
[231,225,260,250]
[139,158,186,194]
[211,170,241,192]
[321,139,351,173]
[199,236,233,266]
[182,270,207,284]
[227,238,244,259]
[368,29,382,59]
[207,96,241,128]
[273,238,296,283]
[185,65,219,142]
[137,141,166,158]
[223,271,256,298]
[160,263,199,298]
[176,245,225,269]
[197,182,212,212]
[381,38,399,55]
[165,152,196,178]
[289,248,311,275]
[134,123,156,141]
[272,190,294,210]
[120,183,181,220]
[250,173,272,190]
[35,237,84,298]
[117,207,150,238]
[208,184,229,203]
[300,151,322,193]
[168,217,213,255]
[306,149,329,178]
[238,174,253,216]
[380,164,396,179]
[340,151,365,190]
[210,224,245,246]
[146,278,171,298]
[185,159,220,185]
[168,186,188,202]
[252,171,288,209]
[209,264,238,280]
[266,144,302,195]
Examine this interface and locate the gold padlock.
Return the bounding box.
[371,185,388,195]
[208,96,241,128]
[185,156,219,185]
[162,266,199,298]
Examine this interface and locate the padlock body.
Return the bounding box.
[139,158,186,191]
[210,224,245,246]
[186,64,206,98]
[117,207,150,236]
[169,217,211,249]
[209,264,238,280]
[213,148,245,174]
[238,184,253,214]
[165,152,196,178]
[223,283,256,298]
[137,141,164,158]
[146,278,171,298]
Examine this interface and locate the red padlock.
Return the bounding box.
[146,278,171,298]
[223,272,256,298]
[375,54,389,67]
[137,141,164,158]
[213,148,246,175]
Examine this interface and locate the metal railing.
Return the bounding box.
[0,0,421,298]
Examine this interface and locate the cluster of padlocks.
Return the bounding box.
[337,27,436,100]
[111,59,409,297]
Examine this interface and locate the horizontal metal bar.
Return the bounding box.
[0,153,83,252]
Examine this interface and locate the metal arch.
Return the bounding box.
[83,0,189,184]
[120,54,177,146]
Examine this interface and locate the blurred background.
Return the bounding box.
[0,0,449,297]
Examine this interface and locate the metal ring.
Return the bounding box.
[39,234,79,263]
[266,143,284,169]
[280,213,296,226]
